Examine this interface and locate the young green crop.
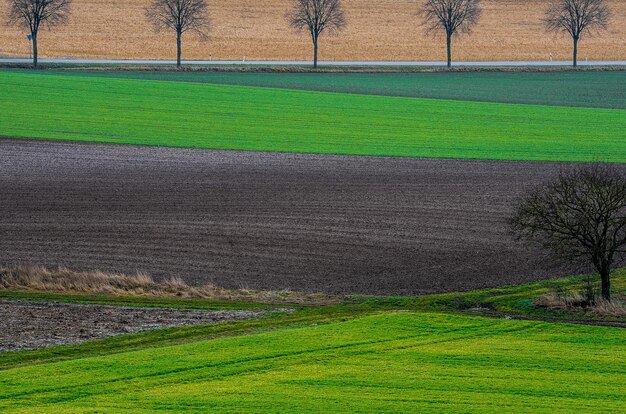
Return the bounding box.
[0,71,624,163]
[26,69,626,109]
[0,312,624,413]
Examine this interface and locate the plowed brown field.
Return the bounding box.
[2,138,606,296]
[0,0,624,62]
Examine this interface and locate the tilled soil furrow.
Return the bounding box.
[0,300,276,352]
[1,138,616,295]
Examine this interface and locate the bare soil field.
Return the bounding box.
[0,0,624,62]
[1,138,613,295]
[0,300,270,351]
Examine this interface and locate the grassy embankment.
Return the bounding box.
[0,70,625,162]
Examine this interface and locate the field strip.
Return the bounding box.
[4,139,623,295]
[0,71,624,162]
[0,312,624,413]
[16,69,626,109]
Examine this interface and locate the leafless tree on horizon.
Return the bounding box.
[420,0,481,68]
[145,0,209,68]
[545,0,610,68]
[5,0,72,67]
[511,165,626,302]
[288,0,346,69]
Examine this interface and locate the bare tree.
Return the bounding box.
[288,0,346,69]
[545,0,610,68]
[145,0,209,68]
[511,166,626,301]
[5,0,72,68]
[421,0,481,68]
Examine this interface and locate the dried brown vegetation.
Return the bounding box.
[1,0,625,61]
[535,293,626,317]
[0,266,345,304]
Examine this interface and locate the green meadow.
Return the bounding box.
[0,312,624,413]
[0,70,624,162]
[1,270,625,413]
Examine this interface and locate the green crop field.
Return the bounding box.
[1,270,625,412]
[39,69,626,109]
[0,70,624,162]
[1,312,624,413]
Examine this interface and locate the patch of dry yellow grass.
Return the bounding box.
[0,0,624,61]
[0,266,345,305]
[535,293,626,317]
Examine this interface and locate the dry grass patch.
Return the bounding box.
[535,293,626,318]
[0,266,345,305]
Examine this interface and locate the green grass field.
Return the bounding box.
[1,312,624,413]
[1,70,625,162]
[38,69,626,109]
[1,270,625,413]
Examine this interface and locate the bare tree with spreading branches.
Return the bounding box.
[288,0,346,69]
[545,0,610,68]
[420,0,481,68]
[5,0,72,68]
[511,166,626,301]
[145,0,209,68]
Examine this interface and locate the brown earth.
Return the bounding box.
[0,299,274,351]
[1,138,612,296]
[0,1,624,62]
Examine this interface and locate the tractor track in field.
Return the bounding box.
[1,138,618,295]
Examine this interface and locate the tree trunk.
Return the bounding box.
[446,33,452,68]
[572,37,578,68]
[32,32,38,68]
[313,38,318,69]
[600,267,611,301]
[176,30,182,68]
